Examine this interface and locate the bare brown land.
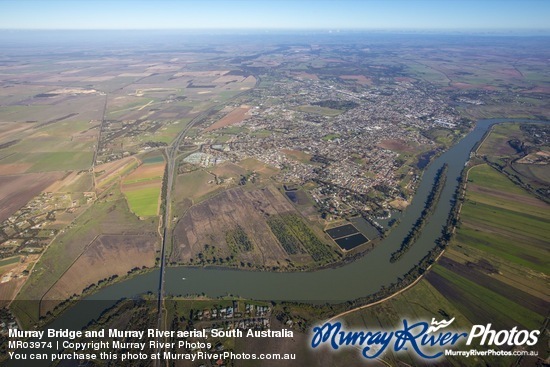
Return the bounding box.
[340,74,373,85]
[123,161,164,182]
[291,72,320,80]
[0,278,25,308]
[0,172,63,222]
[281,149,313,163]
[94,157,137,184]
[211,162,248,178]
[0,163,32,175]
[171,186,314,268]
[204,105,251,132]
[239,158,279,178]
[377,139,416,153]
[43,171,82,192]
[468,184,549,209]
[41,234,156,314]
[0,255,38,307]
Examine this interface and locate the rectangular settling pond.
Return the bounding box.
[334,233,369,250]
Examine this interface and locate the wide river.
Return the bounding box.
[22,119,547,332]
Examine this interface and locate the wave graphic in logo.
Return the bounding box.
[427,317,455,333]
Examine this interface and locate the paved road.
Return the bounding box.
[153,77,259,365]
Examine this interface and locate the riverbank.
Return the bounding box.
[11,119,547,334]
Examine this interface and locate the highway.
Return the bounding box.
[154,76,259,365]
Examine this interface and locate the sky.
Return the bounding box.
[0,0,549,31]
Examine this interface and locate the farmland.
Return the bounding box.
[121,152,165,218]
[204,105,252,132]
[11,186,159,327]
[0,172,63,222]
[476,122,550,199]
[41,233,157,315]
[0,36,265,323]
[0,32,548,364]
[321,123,550,366]
[338,217,548,366]
[171,186,340,270]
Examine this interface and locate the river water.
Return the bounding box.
[16,119,549,331]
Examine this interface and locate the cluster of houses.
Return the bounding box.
[193,303,270,322]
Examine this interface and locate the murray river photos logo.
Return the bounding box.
[310,318,540,361]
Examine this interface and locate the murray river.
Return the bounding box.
[16,119,549,334]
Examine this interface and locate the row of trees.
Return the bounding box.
[390,164,448,262]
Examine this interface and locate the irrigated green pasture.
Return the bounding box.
[343,132,549,366]
[121,153,165,218]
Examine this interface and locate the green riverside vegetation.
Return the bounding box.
[390,164,448,262]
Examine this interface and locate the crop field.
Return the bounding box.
[424,164,549,329]
[204,105,251,132]
[121,154,165,218]
[12,187,158,327]
[44,170,92,193]
[466,163,526,193]
[94,156,139,190]
[174,169,220,205]
[513,162,550,186]
[123,185,161,217]
[435,163,545,289]
[339,279,496,366]
[339,131,549,366]
[422,125,550,343]
[0,172,63,222]
[171,186,338,269]
[41,233,157,314]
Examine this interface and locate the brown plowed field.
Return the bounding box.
[0,278,25,307]
[340,75,373,85]
[468,184,549,209]
[41,234,157,313]
[0,172,63,222]
[0,163,32,174]
[204,106,251,132]
[171,186,306,267]
[437,257,548,316]
[378,139,415,153]
[124,161,164,182]
[94,157,137,183]
[44,170,80,192]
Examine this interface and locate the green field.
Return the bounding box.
[432,265,544,330]
[467,164,526,193]
[153,118,191,144]
[1,151,93,172]
[322,133,341,141]
[0,118,97,173]
[141,154,165,165]
[340,138,549,365]
[123,186,161,217]
[477,123,523,157]
[174,169,222,203]
[12,186,158,328]
[294,105,342,116]
[0,256,20,268]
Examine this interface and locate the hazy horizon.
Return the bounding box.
[1,0,549,31]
